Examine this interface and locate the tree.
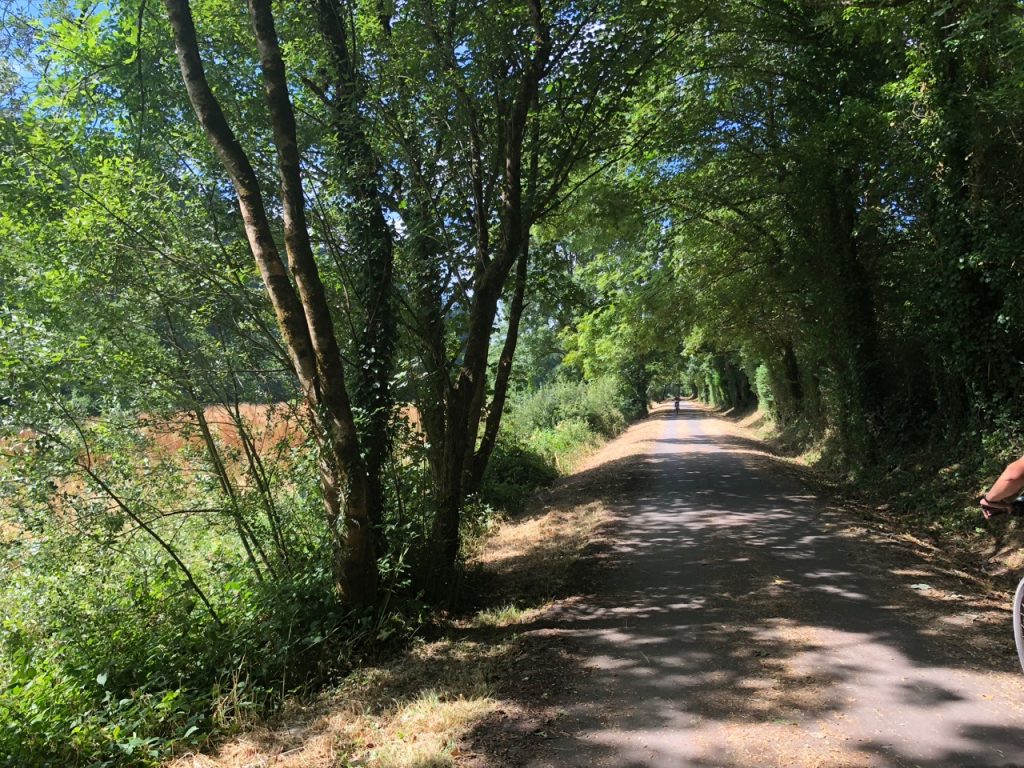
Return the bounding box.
[163,0,380,605]
[370,0,686,596]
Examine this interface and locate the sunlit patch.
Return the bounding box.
[813,584,869,601]
[890,568,934,578]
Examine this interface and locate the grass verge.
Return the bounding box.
[168,473,612,768]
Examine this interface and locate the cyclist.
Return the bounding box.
[980,456,1024,677]
[980,454,1024,518]
[673,395,681,413]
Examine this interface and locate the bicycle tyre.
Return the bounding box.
[1014,576,1024,675]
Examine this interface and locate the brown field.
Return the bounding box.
[2,402,424,495]
[142,402,423,456]
[141,403,307,462]
[1,401,425,550]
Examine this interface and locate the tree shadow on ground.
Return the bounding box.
[460,406,1024,767]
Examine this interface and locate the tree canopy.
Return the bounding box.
[2,0,1023,763]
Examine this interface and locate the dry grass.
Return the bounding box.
[0,519,18,543]
[167,626,520,768]
[141,403,305,456]
[5,401,422,474]
[170,639,505,768]
[471,500,606,603]
[470,602,544,629]
[3,403,428,533]
[145,403,424,456]
[166,432,619,768]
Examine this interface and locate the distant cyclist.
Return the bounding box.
[673,395,681,413]
[980,455,1024,518]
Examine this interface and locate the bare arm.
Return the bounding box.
[984,457,1024,503]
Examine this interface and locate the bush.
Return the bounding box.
[754,364,775,417]
[0,652,203,768]
[528,419,602,473]
[0,544,370,768]
[509,375,629,441]
[497,375,633,482]
[481,439,559,513]
[581,376,628,437]
[0,414,424,768]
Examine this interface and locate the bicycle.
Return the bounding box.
[1016,577,1024,675]
[980,497,1024,674]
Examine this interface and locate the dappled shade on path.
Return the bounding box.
[468,402,1024,767]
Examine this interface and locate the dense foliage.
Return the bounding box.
[563,1,1024,472]
[0,0,663,762]
[1,0,1021,763]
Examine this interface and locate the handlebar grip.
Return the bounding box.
[982,498,1024,517]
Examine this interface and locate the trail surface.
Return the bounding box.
[476,402,1024,767]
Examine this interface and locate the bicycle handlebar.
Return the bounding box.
[981,497,1024,519]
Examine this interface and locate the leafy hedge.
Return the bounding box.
[508,376,629,442]
[491,375,632,484]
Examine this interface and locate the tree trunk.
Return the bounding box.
[411,0,550,601]
[467,243,530,494]
[407,210,449,485]
[780,338,803,420]
[424,271,505,599]
[826,169,884,456]
[925,2,1016,416]
[165,0,377,605]
[313,0,396,552]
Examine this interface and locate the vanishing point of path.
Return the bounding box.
[490,402,1024,767]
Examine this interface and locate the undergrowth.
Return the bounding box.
[501,375,629,475]
[165,436,614,768]
[0,374,631,767]
[742,405,1022,546]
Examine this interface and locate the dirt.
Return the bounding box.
[461,401,1024,768]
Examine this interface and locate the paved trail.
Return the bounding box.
[520,402,1024,767]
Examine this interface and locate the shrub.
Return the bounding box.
[528,419,602,473]
[754,364,775,417]
[581,376,628,437]
[509,375,629,441]
[0,542,371,768]
[481,439,559,513]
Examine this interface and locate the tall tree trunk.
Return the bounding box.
[780,338,803,419]
[426,269,505,598]
[468,243,530,494]
[413,0,551,601]
[165,0,377,605]
[925,1,1014,416]
[313,0,396,552]
[826,169,884,456]
[467,84,543,496]
[406,201,450,484]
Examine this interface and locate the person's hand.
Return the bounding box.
[981,495,1012,519]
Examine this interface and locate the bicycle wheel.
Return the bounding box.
[1014,576,1024,674]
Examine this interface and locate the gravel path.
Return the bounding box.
[514,401,1024,767]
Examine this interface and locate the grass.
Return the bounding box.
[168,456,613,767]
[470,602,543,629]
[169,639,503,768]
